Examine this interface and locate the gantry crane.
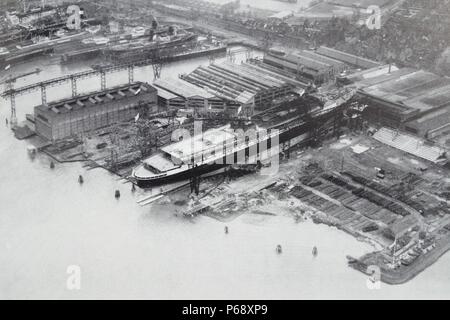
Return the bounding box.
[0,68,41,127]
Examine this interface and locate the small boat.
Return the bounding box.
[224,226,229,234]
[312,246,318,257]
[27,145,37,155]
[78,175,84,184]
[276,245,282,254]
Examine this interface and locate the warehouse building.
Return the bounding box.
[405,108,450,139]
[181,61,294,115]
[34,82,157,141]
[153,78,229,113]
[263,50,347,85]
[351,68,450,136]
[316,46,382,69]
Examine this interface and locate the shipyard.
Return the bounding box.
[2,0,450,300]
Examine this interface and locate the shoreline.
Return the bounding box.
[349,234,450,285]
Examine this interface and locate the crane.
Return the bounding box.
[0,68,42,89]
[0,68,41,127]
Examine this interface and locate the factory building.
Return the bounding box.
[405,108,450,139]
[316,46,382,70]
[34,82,157,141]
[153,78,229,114]
[263,50,347,84]
[181,61,294,115]
[247,60,309,92]
[350,67,450,139]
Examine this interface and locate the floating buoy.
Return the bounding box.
[115,190,121,199]
[78,175,84,184]
[276,244,282,254]
[131,184,136,193]
[312,246,318,257]
[224,226,229,234]
[50,161,55,169]
[27,146,37,157]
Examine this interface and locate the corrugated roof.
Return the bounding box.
[153,78,215,99]
[243,62,308,88]
[181,61,291,105]
[301,50,347,68]
[316,46,381,69]
[373,127,446,163]
[157,87,179,100]
[36,82,155,117]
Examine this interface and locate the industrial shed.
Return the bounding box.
[181,61,294,115]
[34,82,157,141]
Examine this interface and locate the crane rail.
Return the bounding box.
[1,57,165,99]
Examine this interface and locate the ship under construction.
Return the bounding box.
[132,88,356,187]
[103,27,198,63]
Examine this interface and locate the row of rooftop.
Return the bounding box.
[346,64,450,139]
[264,46,381,85]
[36,83,156,118]
[28,37,450,158]
[35,45,384,120]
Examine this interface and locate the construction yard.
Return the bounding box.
[41,113,195,177]
[157,129,450,284]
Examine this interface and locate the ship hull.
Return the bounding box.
[104,34,197,61]
[136,163,225,188]
[135,122,314,188]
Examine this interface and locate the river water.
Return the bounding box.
[1,51,450,299]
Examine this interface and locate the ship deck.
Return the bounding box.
[161,125,239,164]
[143,153,181,173]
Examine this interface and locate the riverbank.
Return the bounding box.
[175,132,450,286]
[351,234,450,285]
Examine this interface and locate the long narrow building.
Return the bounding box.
[153,78,232,113]
[347,66,450,139]
[181,61,295,115]
[264,50,347,84]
